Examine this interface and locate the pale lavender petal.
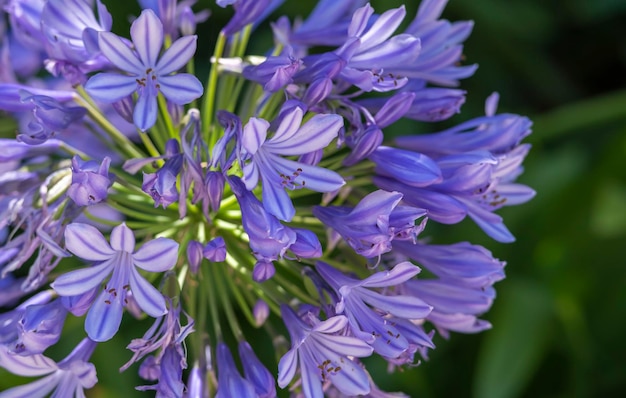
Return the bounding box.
[158,74,204,105]
[98,31,143,73]
[358,6,406,51]
[109,223,135,252]
[313,334,374,358]
[0,346,57,376]
[464,200,515,243]
[265,114,343,155]
[131,9,163,67]
[64,223,114,261]
[52,260,113,296]
[242,118,269,156]
[129,267,167,317]
[156,35,198,74]
[260,174,294,221]
[134,89,158,131]
[348,190,402,224]
[313,315,348,334]
[358,289,432,319]
[269,154,345,192]
[132,237,179,272]
[84,73,137,102]
[360,261,421,288]
[0,374,57,398]
[277,348,298,388]
[85,293,123,342]
[270,106,304,144]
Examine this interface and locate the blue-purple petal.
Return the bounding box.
[133,237,179,272]
[109,223,135,252]
[64,223,115,261]
[156,35,198,74]
[134,89,158,131]
[85,288,124,341]
[131,9,163,67]
[84,73,137,102]
[52,260,113,297]
[265,114,343,155]
[98,31,143,73]
[157,74,204,105]
[129,267,167,317]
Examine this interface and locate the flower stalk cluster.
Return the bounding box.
[0,0,534,397]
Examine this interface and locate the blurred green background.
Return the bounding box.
[4,0,626,397]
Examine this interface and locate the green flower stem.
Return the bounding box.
[205,261,223,342]
[272,263,317,305]
[138,130,162,159]
[202,32,227,146]
[74,86,145,159]
[532,89,626,142]
[234,25,252,58]
[222,266,258,327]
[215,264,244,340]
[157,93,176,139]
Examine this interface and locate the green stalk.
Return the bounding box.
[202,32,227,144]
[74,87,145,159]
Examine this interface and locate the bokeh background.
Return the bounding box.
[3,0,626,397]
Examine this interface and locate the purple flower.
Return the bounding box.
[40,0,113,84]
[202,236,227,262]
[142,140,183,208]
[240,104,345,221]
[0,291,66,356]
[238,340,276,398]
[369,146,442,188]
[51,223,179,341]
[16,91,87,145]
[229,176,296,264]
[243,48,302,92]
[67,155,113,206]
[393,240,505,288]
[84,9,203,131]
[313,190,427,258]
[12,297,68,356]
[278,305,373,397]
[0,338,97,398]
[220,0,281,36]
[215,342,257,398]
[316,261,432,358]
[402,0,477,86]
[186,240,203,274]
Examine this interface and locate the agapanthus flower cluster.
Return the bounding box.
[0,0,534,397]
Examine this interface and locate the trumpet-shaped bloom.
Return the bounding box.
[67,155,113,206]
[278,305,373,397]
[240,105,345,221]
[51,223,179,341]
[313,190,427,258]
[0,338,97,398]
[84,9,203,131]
[316,261,432,358]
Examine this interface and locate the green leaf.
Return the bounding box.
[473,280,554,398]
